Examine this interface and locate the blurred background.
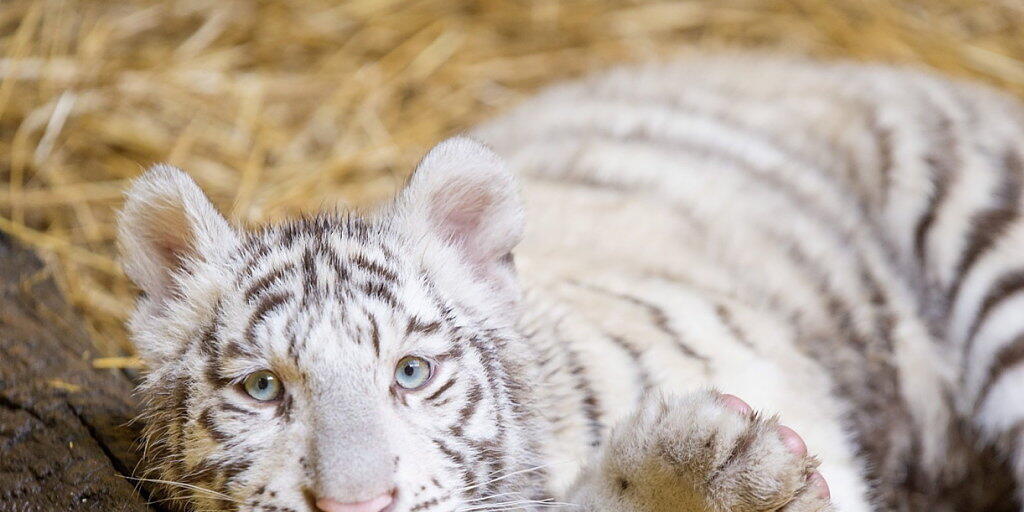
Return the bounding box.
[1,0,1023,363]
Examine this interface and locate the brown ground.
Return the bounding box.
[1,0,1023,360]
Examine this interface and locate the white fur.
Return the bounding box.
[119,55,1024,512]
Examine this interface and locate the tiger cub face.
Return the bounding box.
[118,138,543,511]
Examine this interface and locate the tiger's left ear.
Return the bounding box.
[394,137,524,300]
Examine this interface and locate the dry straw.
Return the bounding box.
[2,0,1023,361]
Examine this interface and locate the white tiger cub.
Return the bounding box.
[118,55,1024,512]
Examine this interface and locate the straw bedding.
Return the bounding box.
[1,0,1023,363]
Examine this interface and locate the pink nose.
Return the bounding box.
[316,493,394,512]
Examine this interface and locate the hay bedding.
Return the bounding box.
[1,0,1024,362]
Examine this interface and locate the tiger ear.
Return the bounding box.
[117,165,238,304]
[395,137,524,298]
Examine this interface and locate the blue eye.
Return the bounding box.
[395,356,432,390]
[242,370,283,402]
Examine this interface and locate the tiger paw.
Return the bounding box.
[566,390,833,512]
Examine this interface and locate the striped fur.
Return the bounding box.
[120,55,1024,511]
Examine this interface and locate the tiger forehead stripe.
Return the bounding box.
[349,252,399,282]
[229,233,414,351]
[245,290,294,340]
[407,317,442,336]
[361,280,400,307]
[243,262,296,303]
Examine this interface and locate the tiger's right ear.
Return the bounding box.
[117,165,238,303]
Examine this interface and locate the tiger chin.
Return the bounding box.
[118,138,829,512]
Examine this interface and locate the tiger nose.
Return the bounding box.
[316,492,394,512]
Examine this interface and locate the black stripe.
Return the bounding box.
[449,383,483,438]
[603,332,652,396]
[425,376,458,403]
[198,407,228,444]
[317,242,350,290]
[243,263,295,303]
[220,402,257,417]
[409,496,443,512]
[715,303,757,352]
[570,281,711,368]
[203,332,233,389]
[973,333,1024,412]
[852,104,896,205]
[911,112,957,268]
[350,252,398,282]
[466,438,505,496]
[181,458,220,486]
[246,291,293,341]
[286,307,308,365]
[235,241,273,284]
[301,246,319,304]
[432,438,474,491]
[370,315,382,357]
[772,233,875,355]
[192,317,219,358]
[222,457,254,486]
[948,148,1022,305]
[362,280,399,307]
[434,344,464,362]
[278,220,306,247]
[275,393,294,422]
[223,339,257,360]
[562,341,603,448]
[170,375,191,457]
[407,317,442,336]
[962,270,1024,360]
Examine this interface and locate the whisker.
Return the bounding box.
[121,476,241,503]
[458,499,575,512]
[457,461,571,493]
[457,495,577,512]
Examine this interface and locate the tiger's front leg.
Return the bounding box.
[564,390,833,512]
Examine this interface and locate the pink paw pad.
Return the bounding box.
[718,392,829,502]
[720,393,754,415]
[809,471,830,499]
[777,425,808,457]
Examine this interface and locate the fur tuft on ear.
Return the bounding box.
[396,137,525,297]
[117,165,237,302]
